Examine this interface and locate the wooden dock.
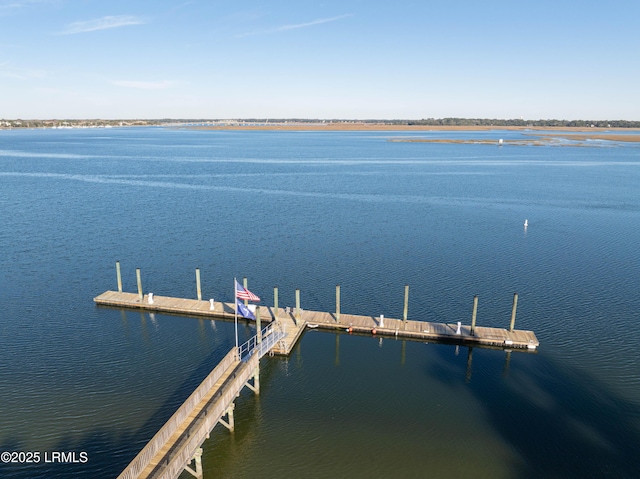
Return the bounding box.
[118,347,261,479]
[104,281,538,479]
[94,291,539,352]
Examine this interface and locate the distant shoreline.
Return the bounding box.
[187,124,640,144]
[188,124,640,133]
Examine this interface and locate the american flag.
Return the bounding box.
[235,280,260,302]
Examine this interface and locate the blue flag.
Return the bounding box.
[236,297,256,320]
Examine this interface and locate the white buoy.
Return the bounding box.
[379,314,384,327]
[456,321,461,335]
[148,292,154,304]
[524,219,528,228]
[209,299,215,310]
[498,138,504,146]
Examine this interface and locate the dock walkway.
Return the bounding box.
[95,291,539,351]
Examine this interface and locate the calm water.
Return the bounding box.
[1,128,639,478]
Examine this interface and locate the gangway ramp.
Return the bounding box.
[118,321,284,479]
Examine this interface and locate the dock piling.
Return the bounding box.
[116,261,122,293]
[471,295,478,336]
[196,268,202,301]
[274,287,279,320]
[243,277,248,306]
[295,288,301,320]
[336,284,341,322]
[136,268,143,301]
[403,284,409,325]
[256,307,261,344]
[509,293,518,332]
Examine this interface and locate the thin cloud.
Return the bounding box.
[0,0,52,16]
[111,80,174,90]
[0,61,46,79]
[236,13,352,38]
[59,15,144,35]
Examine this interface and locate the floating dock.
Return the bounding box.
[94,291,539,352]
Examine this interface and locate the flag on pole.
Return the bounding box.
[236,297,256,320]
[235,280,260,302]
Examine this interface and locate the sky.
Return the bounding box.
[1,0,639,120]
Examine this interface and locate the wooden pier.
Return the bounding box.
[101,269,539,479]
[116,320,285,479]
[94,290,539,352]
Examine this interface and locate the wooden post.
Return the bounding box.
[336,284,341,322]
[274,286,279,320]
[509,293,518,332]
[243,277,248,306]
[195,268,202,301]
[403,284,409,324]
[136,268,142,301]
[256,306,261,344]
[184,447,203,479]
[471,295,478,336]
[218,404,235,432]
[295,288,301,320]
[116,261,122,293]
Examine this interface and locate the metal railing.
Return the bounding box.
[155,353,259,479]
[237,321,286,361]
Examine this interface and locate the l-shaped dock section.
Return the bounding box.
[94,290,539,353]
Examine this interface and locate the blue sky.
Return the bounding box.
[1,0,639,119]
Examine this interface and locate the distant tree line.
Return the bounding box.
[2,118,640,128]
[402,118,640,128]
[218,118,640,127]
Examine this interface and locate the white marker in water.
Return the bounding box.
[524,219,528,228]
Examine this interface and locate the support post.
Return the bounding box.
[184,447,203,479]
[245,367,260,394]
[195,268,202,301]
[227,404,235,430]
[403,284,409,325]
[509,292,518,332]
[243,277,248,306]
[256,306,261,344]
[136,268,142,301]
[274,286,279,320]
[336,284,341,322]
[295,288,301,321]
[219,404,235,431]
[116,261,122,293]
[471,295,478,336]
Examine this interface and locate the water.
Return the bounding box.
[1,127,639,478]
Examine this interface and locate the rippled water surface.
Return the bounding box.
[1,128,639,478]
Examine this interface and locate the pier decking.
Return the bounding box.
[94,291,539,351]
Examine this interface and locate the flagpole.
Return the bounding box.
[234,277,239,357]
